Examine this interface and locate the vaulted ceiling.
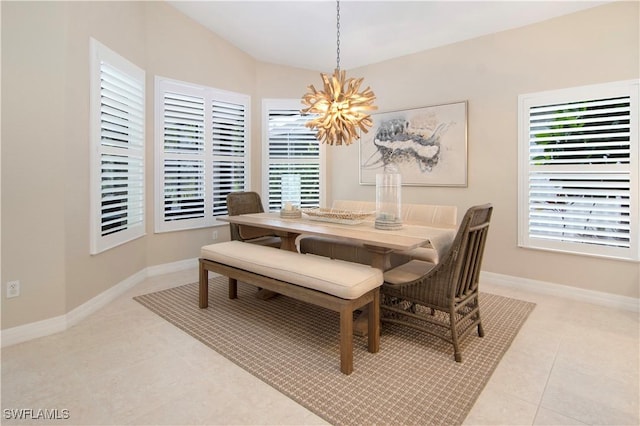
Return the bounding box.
[167,1,610,71]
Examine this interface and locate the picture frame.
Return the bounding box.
[359,101,468,186]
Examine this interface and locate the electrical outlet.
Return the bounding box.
[6,280,20,298]
[212,230,219,240]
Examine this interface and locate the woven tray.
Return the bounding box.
[301,208,375,225]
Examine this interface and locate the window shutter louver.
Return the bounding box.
[212,101,246,156]
[99,64,145,236]
[91,39,145,254]
[212,99,248,216]
[163,159,205,221]
[161,91,206,225]
[528,173,631,247]
[265,106,322,211]
[529,98,631,166]
[519,80,639,260]
[267,163,321,211]
[100,154,144,236]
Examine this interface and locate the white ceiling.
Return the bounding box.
[167,0,611,71]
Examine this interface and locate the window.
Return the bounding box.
[90,39,145,254]
[155,78,250,232]
[262,99,325,211]
[518,80,639,261]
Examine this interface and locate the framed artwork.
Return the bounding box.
[359,101,468,186]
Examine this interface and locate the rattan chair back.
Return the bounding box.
[449,204,493,301]
[226,192,280,247]
[381,203,493,362]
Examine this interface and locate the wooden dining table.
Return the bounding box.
[218,212,456,272]
[218,212,457,335]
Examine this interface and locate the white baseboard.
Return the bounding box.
[0,315,67,348]
[1,257,198,348]
[147,258,198,277]
[65,269,148,329]
[481,271,639,312]
[3,265,636,348]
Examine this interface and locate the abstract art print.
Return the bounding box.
[359,101,468,186]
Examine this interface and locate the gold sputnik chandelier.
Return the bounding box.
[301,0,377,146]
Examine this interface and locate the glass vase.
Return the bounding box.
[375,168,402,230]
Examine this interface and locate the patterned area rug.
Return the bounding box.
[134,277,535,426]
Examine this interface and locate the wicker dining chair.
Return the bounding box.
[380,204,493,362]
[226,191,281,248]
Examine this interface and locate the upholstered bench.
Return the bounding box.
[199,240,383,375]
[299,200,458,266]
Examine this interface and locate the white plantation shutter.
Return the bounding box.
[518,80,639,260]
[155,78,249,232]
[163,158,205,221]
[90,39,145,255]
[212,100,248,216]
[263,100,324,211]
[161,91,206,226]
[100,154,144,235]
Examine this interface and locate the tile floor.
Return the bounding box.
[1,268,638,425]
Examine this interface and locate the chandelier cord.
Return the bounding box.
[336,0,341,71]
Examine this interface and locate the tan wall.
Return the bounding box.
[329,1,640,298]
[1,1,638,330]
[2,2,69,326]
[1,1,259,329]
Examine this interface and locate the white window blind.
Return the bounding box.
[90,39,145,255]
[518,80,639,261]
[263,100,324,211]
[155,78,250,232]
[212,100,248,216]
[161,91,205,225]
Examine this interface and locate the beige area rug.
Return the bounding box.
[134,277,535,426]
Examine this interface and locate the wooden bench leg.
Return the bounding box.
[199,258,381,374]
[367,289,380,353]
[353,307,369,337]
[339,308,354,375]
[199,260,209,309]
[229,277,238,299]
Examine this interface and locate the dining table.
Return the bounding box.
[218,211,456,272]
[217,211,457,335]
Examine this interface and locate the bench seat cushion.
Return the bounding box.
[298,200,457,266]
[201,241,383,300]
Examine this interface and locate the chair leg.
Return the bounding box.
[449,309,462,363]
[475,297,485,337]
[228,277,238,299]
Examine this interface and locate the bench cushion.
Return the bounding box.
[332,200,457,227]
[299,200,457,266]
[201,241,383,300]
